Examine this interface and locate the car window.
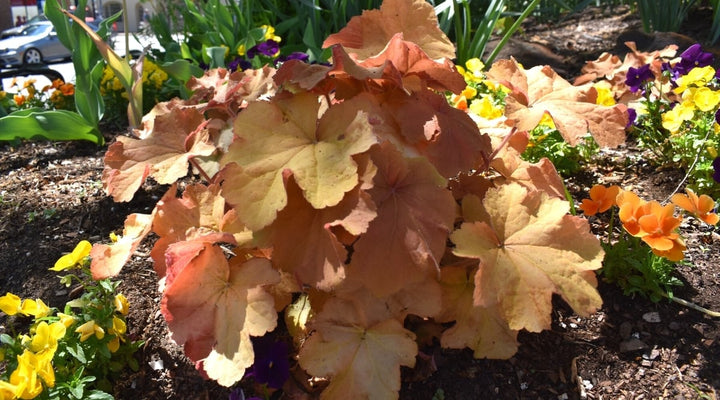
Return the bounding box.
[20,24,50,36]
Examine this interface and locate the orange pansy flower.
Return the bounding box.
[59,83,75,96]
[13,94,25,106]
[670,188,719,225]
[579,184,621,216]
[616,190,646,236]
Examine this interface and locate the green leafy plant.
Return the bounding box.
[99,57,176,129]
[0,241,142,399]
[438,0,542,65]
[0,0,110,145]
[636,0,698,33]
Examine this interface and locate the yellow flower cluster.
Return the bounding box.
[0,241,133,400]
[662,66,720,133]
[450,58,507,120]
[100,58,168,97]
[0,294,66,399]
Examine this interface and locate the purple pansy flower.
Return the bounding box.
[247,40,280,59]
[228,57,252,72]
[627,108,637,128]
[626,64,654,93]
[244,336,290,389]
[277,52,310,63]
[716,109,720,125]
[673,44,714,76]
[714,157,720,183]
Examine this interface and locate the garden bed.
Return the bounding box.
[1,4,719,400]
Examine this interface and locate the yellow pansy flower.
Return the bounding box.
[10,350,43,399]
[114,294,129,316]
[107,336,121,353]
[75,320,105,342]
[469,96,504,119]
[594,81,616,106]
[0,292,22,316]
[689,86,720,112]
[29,321,66,355]
[262,25,281,42]
[538,113,556,129]
[57,312,77,329]
[20,298,50,318]
[51,240,92,271]
[674,65,716,94]
[662,101,695,133]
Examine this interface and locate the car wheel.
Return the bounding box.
[23,48,43,64]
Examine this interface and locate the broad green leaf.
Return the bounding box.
[450,183,603,332]
[0,109,103,145]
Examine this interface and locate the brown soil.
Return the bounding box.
[1,5,719,400]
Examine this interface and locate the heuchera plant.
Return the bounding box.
[86,0,628,397]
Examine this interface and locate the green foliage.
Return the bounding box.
[522,123,599,176]
[432,0,541,65]
[0,109,105,145]
[45,0,119,129]
[636,0,698,32]
[0,241,141,399]
[600,235,683,302]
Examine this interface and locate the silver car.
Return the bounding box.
[0,22,70,67]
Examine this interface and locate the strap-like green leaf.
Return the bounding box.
[0,110,104,145]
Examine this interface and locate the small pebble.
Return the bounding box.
[642,312,661,323]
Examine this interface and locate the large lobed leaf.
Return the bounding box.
[487,58,627,148]
[261,175,377,291]
[220,92,377,230]
[451,183,604,332]
[436,265,519,359]
[322,0,455,61]
[102,106,216,202]
[161,240,280,386]
[298,289,417,400]
[350,142,456,297]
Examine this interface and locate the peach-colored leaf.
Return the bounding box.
[387,89,492,177]
[161,241,279,386]
[436,265,519,359]
[90,213,154,280]
[322,0,455,61]
[350,142,456,296]
[349,33,466,93]
[150,183,252,278]
[102,107,216,202]
[486,59,627,148]
[298,289,416,400]
[220,92,377,230]
[450,183,603,332]
[262,175,377,290]
[188,66,277,119]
